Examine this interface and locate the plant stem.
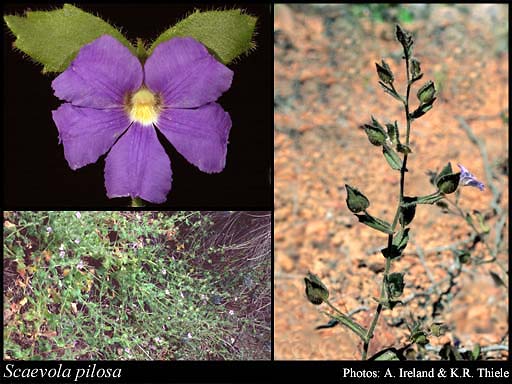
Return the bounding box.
[131,197,144,207]
[362,46,413,360]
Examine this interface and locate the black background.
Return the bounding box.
[3,3,272,208]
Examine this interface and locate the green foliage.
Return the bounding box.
[382,144,403,170]
[349,4,414,24]
[4,4,134,73]
[355,212,393,234]
[3,211,270,360]
[149,9,257,65]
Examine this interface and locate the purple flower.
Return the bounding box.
[52,35,233,203]
[457,164,485,191]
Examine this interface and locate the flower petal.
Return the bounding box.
[156,103,231,173]
[457,163,485,191]
[52,35,143,108]
[104,123,172,203]
[145,37,233,108]
[52,104,130,170]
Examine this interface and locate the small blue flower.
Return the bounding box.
[457,164,485,191]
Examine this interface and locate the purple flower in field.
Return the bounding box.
[457,164,485,191]
[52,35,233,203]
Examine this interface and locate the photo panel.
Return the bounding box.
[3,211,271,361]
[4,4,272,209]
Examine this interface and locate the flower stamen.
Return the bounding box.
[127,88,160,125]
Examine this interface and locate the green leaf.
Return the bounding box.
[363,124,387,146]
[304,272,329,305]
[382,228,410,260]
[381,246,401,260]
[369,347,406,361]
[4,4,134,73]
[415,193,444,205]
[149,9,257,65]
[396,143,412,154]
[393,228,410,252]
[382,145,403,171]
[386,272,405,299]
[437,172,461,194]
[439,343,463,360]
[410,97,436,119]
[378,81,403,102]
[321,310,368,342]
[355,213,393,234]
[376,60,394,84]
[400,196,416,226]
[430,322,448,337]
[345,184,370,213]
[385,121,399,146]
[436,162,453,181]
[472,344,481,360]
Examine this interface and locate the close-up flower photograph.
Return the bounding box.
[4,4,271,208]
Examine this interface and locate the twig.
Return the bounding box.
[415,246,437,287]
[347,306,370,317]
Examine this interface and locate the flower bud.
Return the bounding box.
[437,172,461,194]
[345,184,370,213]
[395,24,413,57]
[417,80,436,103]
[304,272,329,305]
[363,124,386,146]
[410,58,422,80]
[376,60,394,84]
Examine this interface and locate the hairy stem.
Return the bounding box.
[362,45,413,361]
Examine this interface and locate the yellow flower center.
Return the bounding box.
[128,88,160,125]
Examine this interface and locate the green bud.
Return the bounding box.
[396,143,412,154]
[304,272,329,305]
[364,124,386,146]
[395,24,413,58]
[345,184,370,213]
[437,172,461,194]
[386,272,405,299]
[417,80,436,103]
[410,57,422,80]
[376,60,394,84]
[385,121,399,146]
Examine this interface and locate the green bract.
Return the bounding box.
[149,9,257,65]
[4,4,134,73]
[417,80,436,103]
[437,172,461,194]
[304,272,329,305]
[345,184,370,213]
[4,4,258,73]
